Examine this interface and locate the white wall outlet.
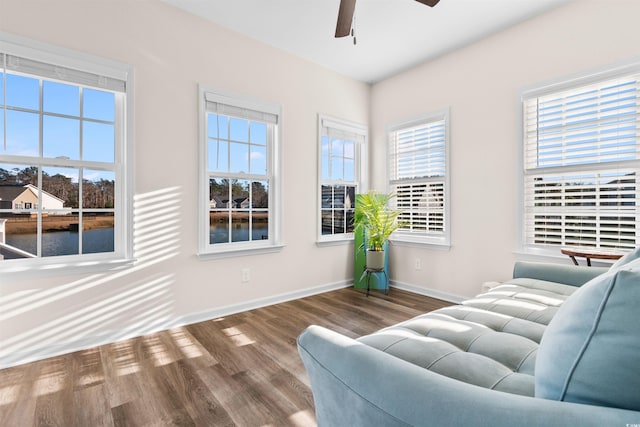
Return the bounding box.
[241,268,250,283]
[415,258,422,270]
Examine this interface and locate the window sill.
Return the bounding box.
[316,237,354,247]
[198,243,285,260]
[514,247,617,267]
[390,236,451,251]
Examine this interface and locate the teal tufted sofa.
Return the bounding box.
[298,259,640,426]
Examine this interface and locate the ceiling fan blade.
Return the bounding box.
[415,0,440,6]
[335,0,356,38]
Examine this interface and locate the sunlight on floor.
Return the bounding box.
[170,328,204,359]
[289,409,316,426]
[222,326,256,347]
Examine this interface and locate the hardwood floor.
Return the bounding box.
[0,287,451,427]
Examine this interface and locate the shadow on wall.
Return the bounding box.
[0,186,183,368]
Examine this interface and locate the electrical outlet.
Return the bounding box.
[415,258,422,271]
[241,268,250,283]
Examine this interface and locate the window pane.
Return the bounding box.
[251,181,269,208]
[321,209,333,235]
[232,180,250,207]
[208,114,218,138]
[344,158,355,181]
[334,210,345,234]
[334,185,345,208]
[231,211,250,242]
[83,170,115,209]
[331,156,342,180]
[43,167,79,209]
[250,145,267,175]
[6,110,39,156]
[346,186,355,209]
[252,211,268,241]
[0,163,37,187]
[321,185,333,208]
[216,115,229,139]
[83,213,114,254]
[42,212,79,257]
[344,141,354,159]
[209,217,229,244]
[83,89,115,122]
[210,178,230,208]
[6,74,39,110]
[229,118,248,142]
[230,142,249,173]
[321,155,330,180]
[250,122,267,145]
[43,115,80,160]
[43,80,79,116]
[83,121,114,163]
[208,139,228,172]
[4,222,37,258]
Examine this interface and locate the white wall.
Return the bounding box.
[0,0,370,367]
[370,0,640,298]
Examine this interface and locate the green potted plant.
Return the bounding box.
[352,191,402,270]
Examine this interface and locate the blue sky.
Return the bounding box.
[1,71,116,183]
[208,114,267,175]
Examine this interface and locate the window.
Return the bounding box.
[318,115,367,243]
[388,110,450,246]
[0,34,132,271]
[199,88,282,256]
[521,64,640,252]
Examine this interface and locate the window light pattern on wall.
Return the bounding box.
[523,71,640,250]
[389,115,447,238]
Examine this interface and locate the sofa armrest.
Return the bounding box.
[512,261,607,287]
[298,325,639,427]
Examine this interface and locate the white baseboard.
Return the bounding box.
[0,280,352,370]
[390,280,465,304]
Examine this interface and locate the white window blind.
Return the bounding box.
[389,114,447,239]
[523,71,640,250]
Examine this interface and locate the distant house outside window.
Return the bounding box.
[199,88,282,256]
[0,34,133,270]
[521,63,640,253]
[388,110,450,247]
[317,115,367,243]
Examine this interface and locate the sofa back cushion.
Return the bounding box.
[535,268,640,410]
[609,246,640,271]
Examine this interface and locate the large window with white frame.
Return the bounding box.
[0,34,132,270]
[199,88,281,256]
[521,64,640,253]
[388,110,450,247]
[318,115,367,242]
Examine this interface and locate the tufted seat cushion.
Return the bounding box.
[357,278,579,397]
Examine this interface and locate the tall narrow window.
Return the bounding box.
[388,110,450,246]
[318,115,366,242]
[0,35,132,271]
[522,66,640,252]
[199,88,281,256]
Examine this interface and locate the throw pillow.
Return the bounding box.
[535,269,640,411]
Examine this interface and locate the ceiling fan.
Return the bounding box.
[335,0,441,38]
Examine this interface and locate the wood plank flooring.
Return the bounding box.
[0,287,451,427]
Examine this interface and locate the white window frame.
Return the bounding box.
[198,87,283,258]
[387,109,451,248]
[0,32,134,276]
[519,61,640,256]
[317,115,367,244]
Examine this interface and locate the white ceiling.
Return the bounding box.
[161,0,572,83]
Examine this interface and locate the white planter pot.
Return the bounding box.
[366,249,385,270]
